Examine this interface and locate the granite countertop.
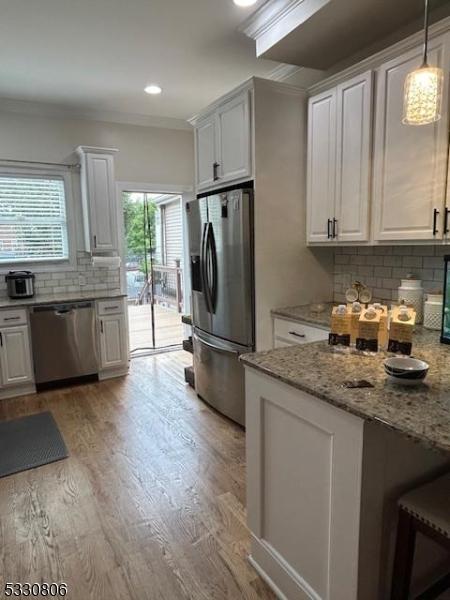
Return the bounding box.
[272,303,333,329]
[0,290,126,309]
[241,328,450,454]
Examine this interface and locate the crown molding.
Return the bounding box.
[239,0,306,39]
[0,97,192,131]
[239,0,330,57]
[188,78,255,125]
[266,63,303,81]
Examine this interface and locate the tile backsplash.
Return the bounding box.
[0,252,121,299]
[333,246,447,304]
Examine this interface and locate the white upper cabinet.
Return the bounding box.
[194,88,252,191]
[307,88,337,243]
[216,92,251,185]
[372,33,450,242]
[335,71,373,243]
[0,325,33,387]
[307,72,373,244]
[77,146,119,253]
[195,115,217,189]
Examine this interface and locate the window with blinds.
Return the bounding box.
[0,176,69,263]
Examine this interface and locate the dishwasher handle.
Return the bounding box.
[54,308,74,316]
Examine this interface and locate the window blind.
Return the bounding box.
[0,176,69,262]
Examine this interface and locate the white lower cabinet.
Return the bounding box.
[245,368,364,600]
[98,312,128,371]
[273,318,329,348]
[0,325,34,387]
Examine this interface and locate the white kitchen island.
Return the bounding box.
[242,331,450,600]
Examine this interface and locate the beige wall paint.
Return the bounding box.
[0,111,194,185]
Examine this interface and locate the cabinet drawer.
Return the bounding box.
[97,299,124,316]
[273,318,328,346]
[0,309,27,327]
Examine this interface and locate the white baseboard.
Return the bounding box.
[248,555,289,600]
[0,383,36,400]
[98,366,129,380]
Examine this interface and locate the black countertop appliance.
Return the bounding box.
[5,271,35,299]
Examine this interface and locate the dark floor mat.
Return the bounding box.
[0,411,68,478]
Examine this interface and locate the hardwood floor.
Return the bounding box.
[0,351,275,600]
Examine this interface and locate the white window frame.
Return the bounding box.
[0,163,77,274]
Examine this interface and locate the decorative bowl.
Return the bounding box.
[384,357,429,386]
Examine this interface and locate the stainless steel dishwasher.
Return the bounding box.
[30,301,98,388]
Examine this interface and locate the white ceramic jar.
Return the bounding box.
[398,278,424,324]
[424,293,443,330]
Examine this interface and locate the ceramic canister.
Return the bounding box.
[424,293,443,330]
[398,278,424,324]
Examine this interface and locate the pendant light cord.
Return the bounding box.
[423,0,430,66]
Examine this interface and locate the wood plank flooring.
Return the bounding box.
[0,351,275,600]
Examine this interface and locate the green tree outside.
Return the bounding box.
[123,193,157,272]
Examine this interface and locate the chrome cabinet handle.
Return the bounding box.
[213,162,220,181]
[332,218,338,239]
[289,331,306,338]
[104,305,119,311]
[100,319,104,334]
[93,234,97,248]
[327,219,332,239]
[4,316,20,321]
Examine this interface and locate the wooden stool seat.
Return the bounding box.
[391,473,450,600]
[399,473,450,540]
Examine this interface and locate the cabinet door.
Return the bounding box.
[0,326,33,386]
[195,115,217,190]
[99,314,127,369]
[335,71,373,242]
[86,153,118,252]
[246,370,363,600]
[216,91,251,185]
[372,34,450,241]
[307,89,337,243]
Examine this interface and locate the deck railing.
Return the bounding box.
[136,261,183,312]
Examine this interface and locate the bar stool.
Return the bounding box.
[391,472,450,600]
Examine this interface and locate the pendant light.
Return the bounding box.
[403,0,444,126]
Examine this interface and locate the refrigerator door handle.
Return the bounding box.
[207,223,218,313]
[201,222,213,313]
[194,333,239,356]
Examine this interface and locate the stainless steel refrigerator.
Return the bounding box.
[186,184,254,426]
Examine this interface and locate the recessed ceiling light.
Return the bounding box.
[233,0,257,5]
[144,84,162,95]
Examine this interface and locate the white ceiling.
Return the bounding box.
[0,0,280,127]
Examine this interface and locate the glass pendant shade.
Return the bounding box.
[403,65,444,125]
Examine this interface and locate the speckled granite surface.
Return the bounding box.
[0,290,126,309]
[272,303,333,329]
[241,328,450,454]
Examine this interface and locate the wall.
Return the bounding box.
[253,79,333,350]
[333,246,446,304]
[0,111,194,184]
[0,110,194,300]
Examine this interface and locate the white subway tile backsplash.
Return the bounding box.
[333,246,446,304]
[0,252,121,300]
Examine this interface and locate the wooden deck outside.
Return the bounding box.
[128,303,184,350]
